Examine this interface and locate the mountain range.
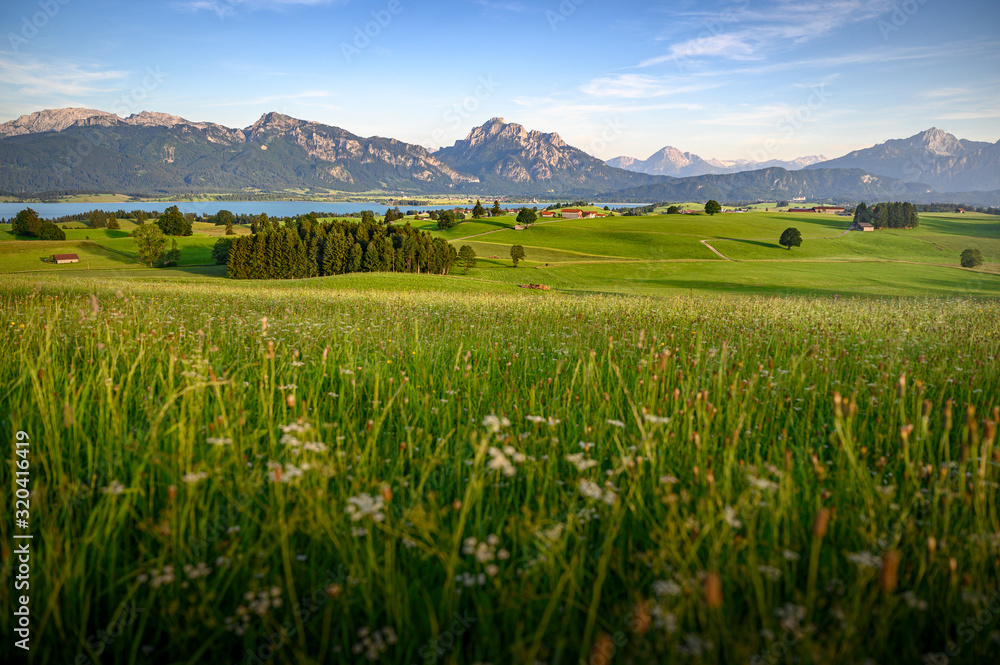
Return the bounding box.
[803,128,1000,193]
[607,147,826,177]
[0,108,997,204]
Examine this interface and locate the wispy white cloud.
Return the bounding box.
[921,87,973,98]
[475,0,533,13]
[938,109,1000,120]
[203,90,337,107]
[173,0,346,18]
[0,54,127,97]
[579,74,717,99]
[640,0,897,68]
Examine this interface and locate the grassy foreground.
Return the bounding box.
[1,275,999,664]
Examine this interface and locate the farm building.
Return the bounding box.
[789,206,846,214]
[560,209,585,219]
[849,221,875,232]
[540,211,556,218]
[52,253,80,264]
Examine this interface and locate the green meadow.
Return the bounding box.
[0,208,998,664]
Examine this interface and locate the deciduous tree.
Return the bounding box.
[458,245,477,274]
[960,248,984,268]
[510,244,525,267]
[132,224,167,266]
[779,227,802,250]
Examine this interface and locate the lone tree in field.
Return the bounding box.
[779,227,803,250]
[437,210,457,230]
[472,200,487,219]
[491,200,502,217]
[516,208,537,227]
[106,215,120,230]
[510,244,525,267]
[12,208,43,237]
[132,223,167,266]
[960,248,984,268]
[666,205,680,214]
[705,200,722,215]
[458,245,477,274]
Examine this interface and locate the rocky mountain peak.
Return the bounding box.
[124,111,188,127]
[0,108,117,138]
[247,112,306,135]
[910,127,966,156]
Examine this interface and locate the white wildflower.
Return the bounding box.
[653,580,683,598]
[482,414,511,434]
[847,551,882,569]
[487,447,516,477]
[723,506,742,529]
[182,471,209,484]
[100,480,126,495]
[345,494,386,522]
[565,453,598,472]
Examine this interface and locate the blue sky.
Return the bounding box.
[1,0,998,162]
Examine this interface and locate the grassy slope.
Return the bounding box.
[1,275,998,664]
[2,212,998,297]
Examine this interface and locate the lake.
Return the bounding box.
[0,201,646,220]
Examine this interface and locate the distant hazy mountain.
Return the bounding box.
[0,109,477,194]
[607,146,826,177]
[807,128,999,192]
[434,117,656,194]
[602,167,936,204]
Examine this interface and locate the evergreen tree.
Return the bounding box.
[348,243,363,272]
[12,208,43,237]
[212,237,234,265]
[491,200,502,217]
[472,200,486,219]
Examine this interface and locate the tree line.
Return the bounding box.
[853,202,919,229]
[221,215,456,280]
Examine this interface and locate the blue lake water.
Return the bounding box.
[0,201,646,220]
